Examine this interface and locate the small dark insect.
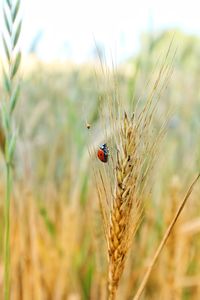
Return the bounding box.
[97,143,109,163]
[86,122,91,129]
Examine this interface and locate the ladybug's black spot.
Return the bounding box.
[118,183,122,189]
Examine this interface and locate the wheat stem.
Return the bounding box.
[4,162,12,300]
[133,173,200,300]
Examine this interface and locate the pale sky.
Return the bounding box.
[1,0,200,63]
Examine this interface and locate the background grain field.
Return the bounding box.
[0,28,200,299]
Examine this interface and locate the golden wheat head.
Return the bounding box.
[92,47,175,300]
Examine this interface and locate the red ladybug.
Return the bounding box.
[97,143,109,163]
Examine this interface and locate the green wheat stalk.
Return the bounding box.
[1,0,22,299]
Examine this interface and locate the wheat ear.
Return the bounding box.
[93,43,175,300]
[1,0,22,299]
[107,112,143,300]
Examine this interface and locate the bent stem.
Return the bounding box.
[133,173,200,300]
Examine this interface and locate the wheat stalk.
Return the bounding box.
[133,173,200,300]
[1,0,22,299]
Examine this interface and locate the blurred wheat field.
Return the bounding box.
[0,30,200,300]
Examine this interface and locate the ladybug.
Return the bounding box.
[97,143,109,163]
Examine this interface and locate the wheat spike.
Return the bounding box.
[107,112,143,300]
[93,44,175,300]
[1,0,22,299]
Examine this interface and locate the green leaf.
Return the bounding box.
[3,8,12,36]
[39,207,56,237]
[6,0,12,9]
[12,20,21,49]
[8,132,17,162]
[10,83,20,114]
[1,102,10,133]
[3,9,12,35]
[2,67,11,94]
[11,51,21,78]
[12,0,20,23]
[2,35,10,63]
